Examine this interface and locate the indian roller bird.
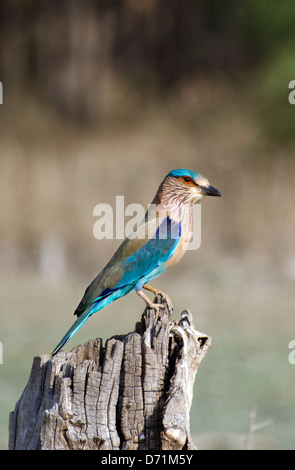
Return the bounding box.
[51,169,222,356]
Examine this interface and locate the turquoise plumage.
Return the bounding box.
[51,169,221,356]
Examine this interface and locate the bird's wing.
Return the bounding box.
[117,216,181,288]
[74,215,181,317]
[51,215,181,356]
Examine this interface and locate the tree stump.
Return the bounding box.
[9,294,211,450]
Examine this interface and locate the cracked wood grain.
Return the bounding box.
[9,294,211,450]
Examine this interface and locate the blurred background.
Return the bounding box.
[0,0,295,450]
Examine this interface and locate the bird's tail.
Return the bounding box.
[51,285,130,357]
[51,310,92,357]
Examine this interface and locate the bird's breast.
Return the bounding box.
[165,221,192,269]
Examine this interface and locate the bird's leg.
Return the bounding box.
[136,288,165,315]
[143,284,173,311]
[142,284,161,295]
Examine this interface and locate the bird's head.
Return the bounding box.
[158,168,222,206]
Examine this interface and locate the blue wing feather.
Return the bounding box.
[117,216,181,290]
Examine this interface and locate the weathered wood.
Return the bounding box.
[9,294,211,450]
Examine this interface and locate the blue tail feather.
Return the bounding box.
[51,310,92,357]
[51,286,131,357]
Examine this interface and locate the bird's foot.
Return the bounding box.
[146,301,166,316]
[156,292,174,312]
[136,288,167,317]
[143,284,173,312]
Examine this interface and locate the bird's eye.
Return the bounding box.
[182,176,191,183]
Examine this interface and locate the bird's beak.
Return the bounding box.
[200,185,222,197]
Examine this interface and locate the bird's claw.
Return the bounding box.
[155,292,173,312]
[137,285,173,318]
[149,302,165,312]
[142,284,173,312]
[147,302,166,321]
